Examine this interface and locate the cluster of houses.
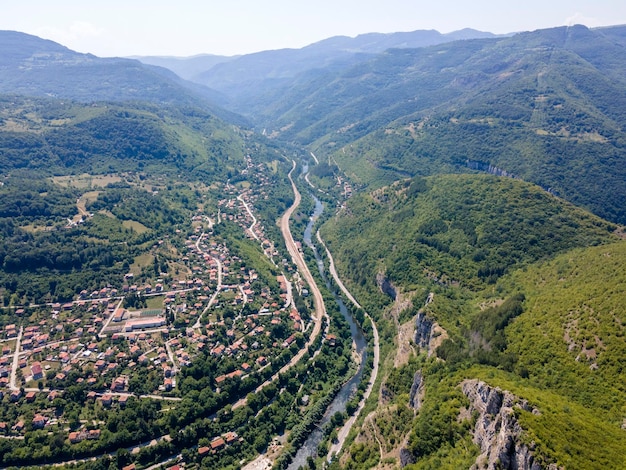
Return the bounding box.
[0,158,313,462]
[198,431,241,456]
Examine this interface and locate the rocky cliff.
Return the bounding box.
[376,272,397,300]
[408,370,424,411]
[461,379,557,470]
[414,311,434,351]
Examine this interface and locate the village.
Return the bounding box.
[0,156,313,457]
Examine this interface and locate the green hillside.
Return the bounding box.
[0,95,245,177]
[437,241,626,469]
[321,175,626,469]
[321,174,616,301]
[247,25,626,224]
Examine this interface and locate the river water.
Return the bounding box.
[287,193,367,469]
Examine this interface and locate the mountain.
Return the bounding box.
[319,173,626,468]
[321,173,617,300]
[0,95,250,178]
[133,53,237,80]
[187,28,502,112]
[250,24,626,224]
[0,30,243,124]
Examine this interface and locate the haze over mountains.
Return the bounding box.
[2,24,626,223]
[139,24,626,225]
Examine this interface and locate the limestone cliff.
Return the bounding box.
[376,272,397,300]
[408,370,423,411]
[414,311,434,352]
[461,379,557,470]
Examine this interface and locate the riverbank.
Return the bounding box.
[316,230,381,461]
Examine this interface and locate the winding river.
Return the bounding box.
[287,193,368,469]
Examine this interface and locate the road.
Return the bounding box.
[233,160,328,410]
[98,296,125,338]
[280,161,328,343]
[237,193,260,241]
[316,230,380,461]
[192,231,223,330]
[9,326,23,391]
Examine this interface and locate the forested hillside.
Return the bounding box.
[237,25,626,224]
[320,174,626,469]
[0,95,246,176]
[321,174,616,298]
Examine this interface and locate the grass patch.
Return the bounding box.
[122,220,150,234]
[51,174,123,189]
[131,253,155,275]
[146,296,165,309]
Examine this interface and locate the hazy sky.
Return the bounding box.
[1,0,624,57]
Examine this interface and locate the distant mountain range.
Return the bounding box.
[0,30,241,124]
[135,28,505,109]
[2,25,626,223]
[139,24,623,224]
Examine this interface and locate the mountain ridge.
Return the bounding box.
[0,30,246,125]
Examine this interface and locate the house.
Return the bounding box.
[164,378,173,391]
[32,414,47,429]
[25,391,36,403]
[198,446,210,456]
[282,334,296,349]
[110,377,126,392]
[210,437,226,452]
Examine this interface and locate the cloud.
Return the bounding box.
[564,12,602,28]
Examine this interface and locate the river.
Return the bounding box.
[287,193,368,469]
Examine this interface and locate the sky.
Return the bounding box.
[1,0,625,57]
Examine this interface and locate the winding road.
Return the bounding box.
[233,160,329,409]
[316,230,380,461]
[237,193,260,241]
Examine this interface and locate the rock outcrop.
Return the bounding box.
[399,447,416,467]
[376,272,397,300]
[408,370,423,411]
[461,379,556,470]
[415,311,434,351]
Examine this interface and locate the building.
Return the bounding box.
[123,317,166,332]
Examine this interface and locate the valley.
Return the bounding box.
[1,23,626,470]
